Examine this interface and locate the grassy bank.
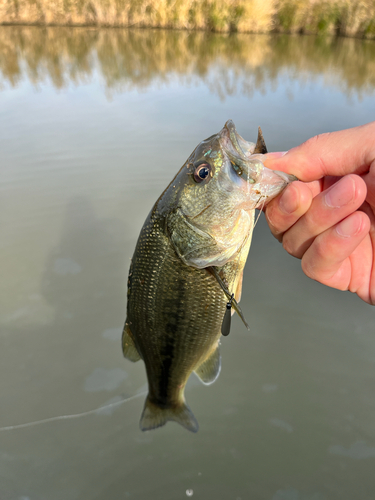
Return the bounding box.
[0,0,375,38]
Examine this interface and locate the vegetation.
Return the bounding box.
[274,0,375,37]
[0,0,375,38]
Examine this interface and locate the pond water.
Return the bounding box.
[1,26,375,500]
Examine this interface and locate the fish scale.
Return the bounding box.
[127,212,229,406]
[122,120,296,432]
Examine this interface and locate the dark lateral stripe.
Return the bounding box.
[157,276,186,404]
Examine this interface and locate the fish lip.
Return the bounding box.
[272,170,298,183]
[218,121,297,202]
[219,119,248,159]
[252,168,296,208]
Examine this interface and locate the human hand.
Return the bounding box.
[263,122,375,305]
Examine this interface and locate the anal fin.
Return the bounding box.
[194,344,221,385]
[122,321,141,362]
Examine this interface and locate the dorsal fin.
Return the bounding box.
[253,126,268,154]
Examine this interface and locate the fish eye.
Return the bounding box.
[193,163,211,183]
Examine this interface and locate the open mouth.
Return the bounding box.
[219,120,298,187]
[216,120,298,206]
[219,120,250,159]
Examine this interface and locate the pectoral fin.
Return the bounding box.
[234,270,244,303]
[122,321,141,362]
[194,344,221,385]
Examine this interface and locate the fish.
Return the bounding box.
[122,120,296,432]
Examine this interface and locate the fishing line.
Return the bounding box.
[216,188,266,335]
[253,197,266,230]
[0,390,147,432]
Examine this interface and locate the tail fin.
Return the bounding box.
[140,396,199,433]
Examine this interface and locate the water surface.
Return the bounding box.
[1,27,375,500]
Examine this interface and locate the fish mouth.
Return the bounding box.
[218,120,297,205]
[219,119,252,159]
[218,120,263,184]
[254,168,296,207]
[273,170,298,183]
[218,121,297,185]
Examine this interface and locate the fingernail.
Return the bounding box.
[336,215,361,238]
[325,176,355,208]
[265,151,288,159]
[279,185,298,214]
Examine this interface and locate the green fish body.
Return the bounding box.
[123,120,295,432]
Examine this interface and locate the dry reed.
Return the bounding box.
[1,0,375,38]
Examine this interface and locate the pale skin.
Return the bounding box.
[263,121,375,305]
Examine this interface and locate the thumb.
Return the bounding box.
[263,122,375,182]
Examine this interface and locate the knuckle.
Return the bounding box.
[303,132,330,149]
[300,236,329,280]
[282,233,297,256]
[310,236,327,261]
[302,134,331,175]
[300,209,317,235]
[271,227,284,243]
[301,256,317,280]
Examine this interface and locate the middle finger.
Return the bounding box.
[282,174,367,259]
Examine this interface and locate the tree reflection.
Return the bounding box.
[1,26,375,98]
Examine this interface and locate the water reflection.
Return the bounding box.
[1,26,375,98]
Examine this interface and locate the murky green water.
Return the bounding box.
[1,26,375,500]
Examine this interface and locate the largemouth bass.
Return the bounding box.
[123,120,295,432]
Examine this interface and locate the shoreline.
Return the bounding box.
[0,1,374,40]
[0,23,374,41]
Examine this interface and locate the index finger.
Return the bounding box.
[263,121,375,182]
